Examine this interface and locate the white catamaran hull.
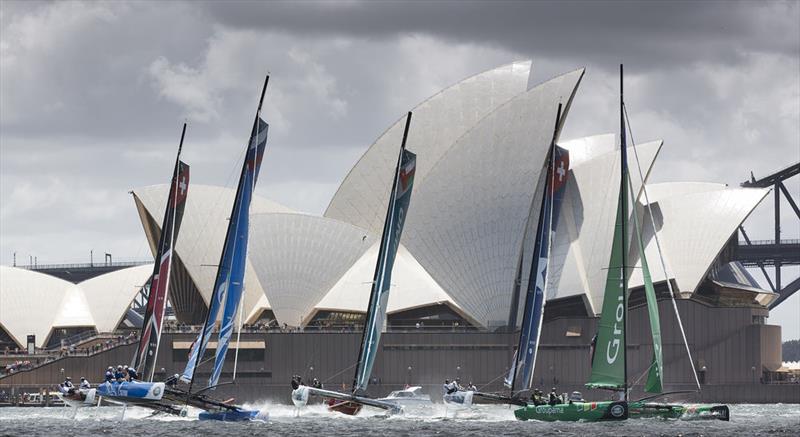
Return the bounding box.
[443,390,474,409]
[58,388,97,408]
[291,386,310,407]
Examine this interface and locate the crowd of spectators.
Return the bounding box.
[0,331,140,377]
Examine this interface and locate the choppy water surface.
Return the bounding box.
[0,403,798,437]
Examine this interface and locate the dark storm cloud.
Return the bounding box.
[200,0,799,70]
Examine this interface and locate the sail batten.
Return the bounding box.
[133,124,189,382]
[353,112,416,394]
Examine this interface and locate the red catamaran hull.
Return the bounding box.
[327,398,363,415]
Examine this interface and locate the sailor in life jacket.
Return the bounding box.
[105,366,114,383]
[79,377,91,390]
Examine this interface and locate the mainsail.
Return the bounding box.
[506,107,569,395]
[353,112,416,394]
[133,124,190,382]
[181,75,269,388]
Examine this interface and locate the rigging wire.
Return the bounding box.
[623,102,702,392]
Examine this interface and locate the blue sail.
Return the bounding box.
[353,136,416,393]
[507,145,569,393]
[208,118,268,387]
[181,118,268,385]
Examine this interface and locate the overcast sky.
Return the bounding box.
[1,1,798,339]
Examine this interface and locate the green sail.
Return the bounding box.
[630,192,664,393]
[586,171,628,390]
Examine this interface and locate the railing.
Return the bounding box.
[47,330,103,350]
[19,259,153,270]
[1,334,139,378]
[738,239,800,246]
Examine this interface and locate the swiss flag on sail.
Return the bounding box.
[550,146,570,194]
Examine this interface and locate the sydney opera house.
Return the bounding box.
[1,61,792,402]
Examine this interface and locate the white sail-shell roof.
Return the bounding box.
[546,136,662,314]
[0,265,152,347]
[79,263,153,333]
[248,212,377,327]
[1,266,81,347]
[628,182,770,295]
[325,61,533,236]
[131,184,290,317]
[403,69,585,327]
[313,244,462,322]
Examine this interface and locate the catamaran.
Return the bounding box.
[514,65,729,422]
[166,74,272,422]
[292,112,417,416]
[95,123,190,416]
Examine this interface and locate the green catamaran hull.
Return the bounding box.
[514,401,730,422]
[628,402,730,421]
[514,401,628,422]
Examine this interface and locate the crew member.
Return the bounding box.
[114,365,125,382]
[312,378,322,389]
[63,377,75,394]
[466,382,477,391]
[79,377,90,390]
[127,366,139,381]
[549,387,560,406]
[291,375,303,390]
[105,366,114,383]
[165,374,179,387]
[446,380,459,395]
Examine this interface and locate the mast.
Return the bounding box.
[620,63,629,402]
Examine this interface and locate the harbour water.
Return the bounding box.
[0,403,798,436]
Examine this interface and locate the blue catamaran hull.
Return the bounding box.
[198,409,264,421]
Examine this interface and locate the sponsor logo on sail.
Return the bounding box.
[606,294,624,364]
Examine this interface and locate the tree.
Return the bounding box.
[783,340,800,362]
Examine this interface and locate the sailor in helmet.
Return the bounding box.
[127,366,139,381]
[63,376,75,395]
[115,365,125,382]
